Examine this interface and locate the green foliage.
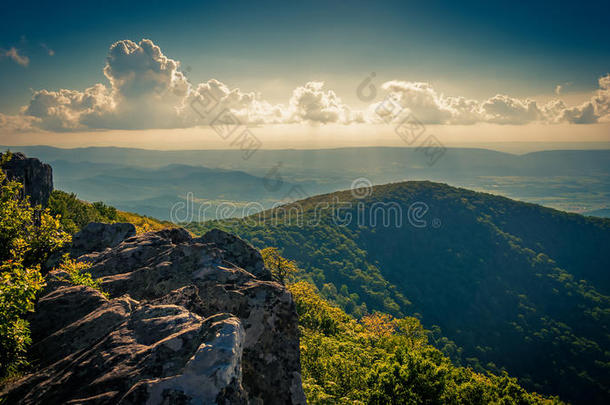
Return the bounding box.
[91,201,118,221]
[114,210,173,234]
[289,281,353,335]
[261,247,299,284]
[1,193,70,270]
[186,181,610,403]
[56,254,107,298]
[0,261,45,377]
[48,190,118,234]
[290,281,560,404]
[0,156,70,377]
[48,189,171,234]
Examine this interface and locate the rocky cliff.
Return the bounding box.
[0,152,53,207]
[2,223,306,404]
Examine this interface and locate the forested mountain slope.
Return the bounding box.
[187,181,610,404]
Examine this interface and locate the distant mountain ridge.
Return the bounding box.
[187,181,610,404]
[4,145,609,174]
[47,160,299,220]
[584,208,610,218]
[4,145,609,217]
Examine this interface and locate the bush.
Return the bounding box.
[48,190,117,234]
[261,247,299,284]
[0,154,70,377]
[56,254,107,298]
[0,261,45,376]
[48,189,170,234]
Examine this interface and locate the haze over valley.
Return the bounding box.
[4,145,608,220]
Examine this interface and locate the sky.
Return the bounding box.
[0,0,609,151]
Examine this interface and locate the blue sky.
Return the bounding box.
[0,0,608,148]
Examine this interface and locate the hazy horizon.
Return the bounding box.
[3,141,610,155]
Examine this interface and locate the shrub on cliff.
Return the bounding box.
[48,190,118,234]
[48,189,170,234]
[56,254,107,298]
[0,154,70,378]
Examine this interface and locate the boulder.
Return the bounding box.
[71,222,137,257]
[198,228,273,281]
[2,228,305,405]
[44,222,138,272]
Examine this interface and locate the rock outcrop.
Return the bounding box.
[0,152,53,207]
[2,226,306,404]
[71,222,137,257]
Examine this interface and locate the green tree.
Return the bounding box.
[261,247,299,284]
[48,190,116,234]
[92,201,118,221]
[0,154,70,377]
[288,279,560,404]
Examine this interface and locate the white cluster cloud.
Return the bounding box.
[372,77,610,125]
[22,85,114,131]
[376,81,454,124]
[183,79,360,126]
[184,79,285,125]
[104,39,189,100]
[479,95,542,124]
[14,39,193,131]
[286,82,362,124]
[0,113,39,131]
[544,75,609,124]
[0,47,29,67]
[1,38,608,132]
[592,75,610,122]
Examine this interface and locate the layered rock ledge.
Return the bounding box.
[2,226,306,404]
